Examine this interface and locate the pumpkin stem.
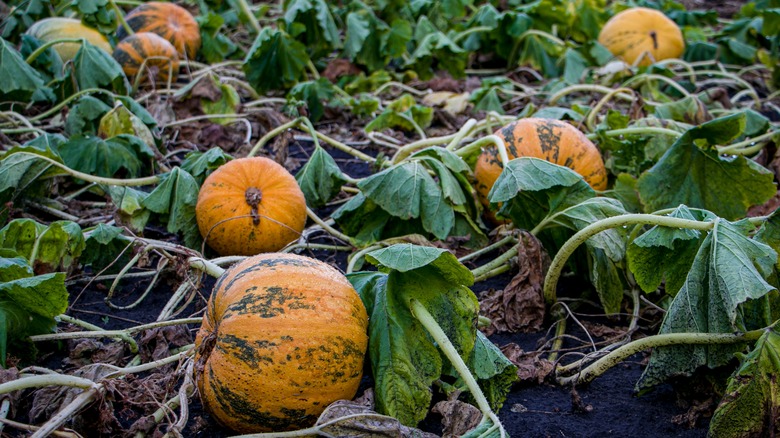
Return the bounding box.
[244,187,263,225]
[194,330,217,377]
[649,30,658,49]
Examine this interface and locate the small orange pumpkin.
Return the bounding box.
[474,118,608,218]
[194,252,369,433]
[196,157,308,256]
[598,7,684,66]
[116,1,201,59]
[112,32,180,83]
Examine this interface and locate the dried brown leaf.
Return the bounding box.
[138,325,192,363]
[322,59,362,82]
[431,399,483,438]
[315,399,439,437]
[500,343,554,384]
[480,231,550,335]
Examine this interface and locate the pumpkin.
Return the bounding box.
[113,32,180,84]
[196,157,307,256]
[598,7,684,66]
[116,1,201,59]
[474,118,608,218]
[194,253,369,433]
[26,18,112,62]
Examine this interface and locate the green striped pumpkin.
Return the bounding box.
[112,32,180,84]
[194,253,369,433]
[26,18,112,62]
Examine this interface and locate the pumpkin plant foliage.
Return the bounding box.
[636,112,776,220]
[333,147,485,246]
[348,244,516,427]
[489,158,628,313]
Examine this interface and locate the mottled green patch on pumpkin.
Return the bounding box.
[216,333,276,368]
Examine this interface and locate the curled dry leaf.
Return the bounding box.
[137,325,192,363]
[62,338,126,368]
[500,343,554,384]
[421,91,471,116]
[0,367,21,417]
[480,231,550,335]
[431,399,483,438]
[315,397,439,438]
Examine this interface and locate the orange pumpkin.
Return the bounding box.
[598,7,684,66]
[112,32,180,83]
[116,1,201,59]
[196,157,308,256]
[194,252,369,433]
[474,118,608,218]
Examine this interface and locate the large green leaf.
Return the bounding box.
[294,146,347,208]
[405,17,467,79]
[365,94,434,133]
[80,223,134,273]
[637,219,778,391]
[141,168,201,249]
[72,40,129,94]
[59,134,154,178]
[71,0,116,34]
[65,95,113,136]
[358,161,453,239]
[636,113,776,220]
[0,37,46,103]
[709,328,780,438]
[349,244,485,426]
[244,27,310,93]
[180,148,233,186]
[102,185,151,233]
[0,219,84,273]
[0,144,65,217]
[627,205,708,296]
[284,0,341,57]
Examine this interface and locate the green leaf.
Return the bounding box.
[405,17,467,79]
[98,102,157,149]
[350,244,481,426]
[0,252,33,282]
[365,94,433,133]
[243,27,310,93]
[71,0,116,34]
[460,331,518,411]
[358,161,453,239]
[627,205,707,296]
[80,223,133,273]
[72,40,129,95]
[59,134,153,178]
[180,148,233,186]
[141,168,201,249]
[0,219,85,273]
[0,37,45,103]
[709,328,780,438]
[637,113,776,220]
[332,193,393,246]
[0,270,68,366]
[287,78,337,122]
[201,80,242,125]
[65,95,113,136]
[196,12,239,63]
[384,19,413,58]
[294,146,347,208]
[637,219,778,391]
[0,145,65,217]
[562,48,589,85]
[284,0,341,57]
[102,185,150,233]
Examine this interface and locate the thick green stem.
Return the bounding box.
[25,38,84,64]
[470,243,518,281]
[452,26,493,44]
[110,0,134,36]
[346,245,382,274]
[586,126,682,141]
[307,207,354,245]
[585,87,635,132]
[247,117,303,157]
[188,257,226,278]
[29,330,139,353]
[455,134,509,165]
[549,84,635,105]
[410,299,506,437]
[622,73,692,97]
[717,130,778,155]
[235,0,262,34]
[459,234,516,263]
[543,214,714,305]
[11,152,160,186]
[0,375,97,395]
[28,89,117,123]
[556,328,765,386]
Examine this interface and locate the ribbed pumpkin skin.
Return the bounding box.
[194,253,369,433]
[26,18,112,61]
[196,157,307,256]
[474,118,608,211]
[116,1,201,59]
[113,32,180,83]
[598,7,684,66]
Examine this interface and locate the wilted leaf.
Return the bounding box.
[314,399,438,437]
[432,399,482,438]
[479,231,549,335]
